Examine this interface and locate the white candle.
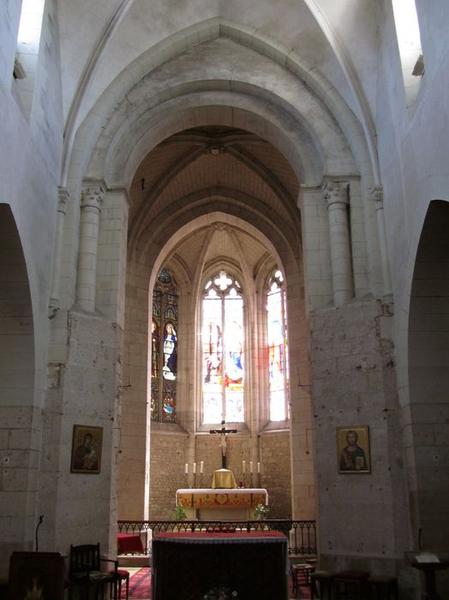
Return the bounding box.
[242,460,246,474]
[257,462,261,474]
[200,461,204,474]
[184,463,188,474]
[193,462,196,474]
[249,461,253,473]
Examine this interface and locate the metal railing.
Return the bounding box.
[117,519,317,557]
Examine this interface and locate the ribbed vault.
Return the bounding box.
[129,125,301,261]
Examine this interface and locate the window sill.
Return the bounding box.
[260,420,290,434]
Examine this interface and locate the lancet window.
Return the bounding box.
[267,269,289,421]
[202,270,245,424]
[151,268,178,423]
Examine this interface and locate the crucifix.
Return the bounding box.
[209,420,237,469]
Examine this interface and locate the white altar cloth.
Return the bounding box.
[176,488,268,520]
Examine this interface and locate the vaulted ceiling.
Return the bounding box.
[129,126,300,260]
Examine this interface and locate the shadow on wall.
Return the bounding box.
[408,199,449,552]
[0,203,35,575]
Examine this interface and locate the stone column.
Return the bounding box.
[76,181,105,312]
[49,187,69,313]
[96,187,129,327]
[323,179,354,306]
[299,185,333,309]
[371,186,393,297]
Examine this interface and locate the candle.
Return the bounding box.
[242,460,246,474]
[249,461,253,473]
[200,461,204,474]
[184,463,188,474]
[257,462,261,473]
[193,462,196,474]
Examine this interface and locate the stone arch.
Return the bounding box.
[64,21,373,195]
[121,199,310,518]
[63,18,376,188]
[408,199,449,551]
[0,204,35,562]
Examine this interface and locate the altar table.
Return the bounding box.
[176,487,268,520]
[152,530,288,600]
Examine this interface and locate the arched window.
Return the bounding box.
[202,270,244,424]
[392,0,424,105]
[151,268,178,423]
[267,269,289,421]
[14,0,46,116]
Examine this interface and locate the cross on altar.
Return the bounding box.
[209,420,237,469]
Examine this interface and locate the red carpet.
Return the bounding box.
[126,566,311,599]
[125,567,151,599]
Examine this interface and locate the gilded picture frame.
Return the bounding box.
[337,425,371,473]
[70,424,103,474]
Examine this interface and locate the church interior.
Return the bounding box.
[1,1,449,598]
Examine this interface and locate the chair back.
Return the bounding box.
[70,544,101,574]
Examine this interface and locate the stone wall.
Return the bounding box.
[148,429,188,520]
[260,431,292,518]
[148,430,292,519]
[310,299,409,579]
[48,311,122,557]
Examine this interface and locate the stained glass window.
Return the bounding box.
[151,268,178,423]
[202,270,244,424]
[267,269,289,421]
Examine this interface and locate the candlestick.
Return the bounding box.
[249,461,253,473]
[257,462,261,474]
[184,463,188,474]
[193,462,197,474]
[242,460,246,474]
[200,461,204,474]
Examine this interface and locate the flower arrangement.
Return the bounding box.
[173,505,187,521]
[254,503,270,520]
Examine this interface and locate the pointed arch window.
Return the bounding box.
[267,269,289,421]
[392,0,424,104]
[14,0,46,116]
[202,270,244,424]
[151,268,178,423]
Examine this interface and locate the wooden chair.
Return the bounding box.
[367,575,398,600]
[69,543,118,600]
[332,570,370,600]
[311,570,334,600]
[291,562,314,597]
[110,568,130,600]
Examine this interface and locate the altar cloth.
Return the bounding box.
[155,530,285,542]
[117,533,144,554]
[176,487,268,509]
[152,530,288,599]
[211,468,237,489]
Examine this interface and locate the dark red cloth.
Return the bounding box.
[152,530,288,599]
[117,533,144,554]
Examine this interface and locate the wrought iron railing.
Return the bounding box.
[117,519,317,557]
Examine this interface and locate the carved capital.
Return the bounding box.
[322,179,349,207]
[57,186,70,214]
[370,186,384,210]
[81,181,105,211]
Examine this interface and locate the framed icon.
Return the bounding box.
[70,424,103,474]
[337,425,370,473]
